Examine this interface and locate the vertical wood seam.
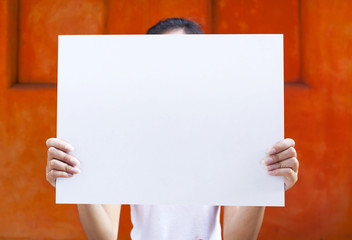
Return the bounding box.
[298,0,304,84]
[209,0,215,34]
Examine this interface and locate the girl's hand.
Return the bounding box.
[264,138,299,191]
[46,138,80,187]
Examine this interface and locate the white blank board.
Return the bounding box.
[56,34,284,206]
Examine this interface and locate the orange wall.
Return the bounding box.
[0,0,351,239]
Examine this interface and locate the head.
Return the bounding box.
[146,18,204,35]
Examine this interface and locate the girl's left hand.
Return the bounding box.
[264,138,299,191]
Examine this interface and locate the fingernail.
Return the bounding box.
[71,167,80,174]
[67,173,73,177]
[264,157,273,165]
[266,164,276,171]
[70,157,80,166]
[268,170,275,175]
[65,144,74,152]
[269,147,276,155]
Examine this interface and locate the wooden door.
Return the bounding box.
[0,0,351,239]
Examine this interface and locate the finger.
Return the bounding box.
[47,147,80,166]
[268,168,297,182]
[266,157,299,173]
[268,167,298,191]
[49,159,80,174]
[267,138,295,155]
[46,169,73,187]
[264,147,297,164]
[46,138,74,152]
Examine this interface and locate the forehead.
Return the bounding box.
[163,28,186,34]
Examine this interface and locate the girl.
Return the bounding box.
[46,18,299,240]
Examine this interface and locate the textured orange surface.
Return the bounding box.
[0,0,351,239]
[215,0,301,82]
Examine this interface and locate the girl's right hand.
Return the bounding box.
[46,138,80,187]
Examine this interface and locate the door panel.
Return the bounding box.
[0,0,351,239]
[214,0,301,82]
[18,0,107,83]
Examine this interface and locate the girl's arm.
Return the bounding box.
[77,204,121,240]
[223,206,265,240]
[223,138,299,239]
[46,138,121,239]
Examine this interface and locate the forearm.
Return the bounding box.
[77,204,119,240]
[223,206,265,240]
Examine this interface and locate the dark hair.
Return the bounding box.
[146,18,204,34]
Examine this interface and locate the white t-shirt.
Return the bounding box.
[130,205,222,240]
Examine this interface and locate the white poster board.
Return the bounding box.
[56,34,284,206]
